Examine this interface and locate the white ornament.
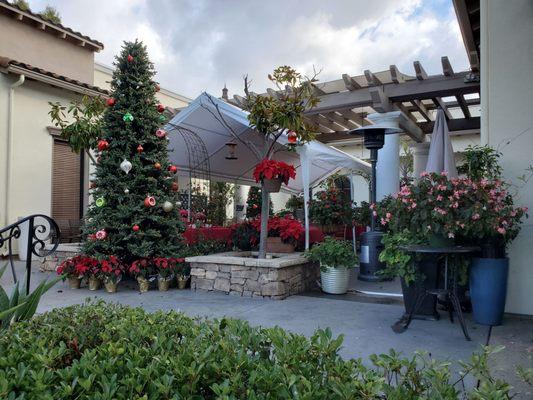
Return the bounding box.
[120,159,132,174]
[175,201,182,208]
[162,201,173,212]
[124,188,130,194]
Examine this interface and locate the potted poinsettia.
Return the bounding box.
[253,159,296,193]
[154,257,175,291]
[129,258,155,293]
[175,258,190,289]
[99,256,124,293]
[83,256,101,291]
[56,255,92,289]
[306,237,357,294]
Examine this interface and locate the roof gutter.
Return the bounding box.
[3,73,25,232]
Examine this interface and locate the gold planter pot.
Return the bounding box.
[68,277,82,289]
[177,276,189,289]
[137,277,150,293]
[88,277,101,291]
[104,280,118,293]
[158,277,171,291]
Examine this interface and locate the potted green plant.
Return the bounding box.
[285,195,304,220]
[129,259,154,293]
[309,185,352,234]
[175,258,190,289]
[306,237,357,294]
[100,256,124,293]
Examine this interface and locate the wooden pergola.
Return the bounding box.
[227,57,480,144]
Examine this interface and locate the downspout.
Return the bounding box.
[4,74,25,228]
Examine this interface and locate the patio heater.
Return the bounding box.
[348,120,402,281]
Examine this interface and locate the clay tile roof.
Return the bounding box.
[0,56,108,95]
[0,0,103,50]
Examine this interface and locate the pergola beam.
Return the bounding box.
[456,94,472,118]
[364,70,383,86]
[342,73,361,90]
[389,64,405,83]
[441,56,454,77]
[414,61,428,80]
[323,112,360,130]
[411,100,432,122]
[419,116,480,134]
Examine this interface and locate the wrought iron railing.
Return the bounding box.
[0,215,60,294]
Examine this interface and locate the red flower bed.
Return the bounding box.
[253,159,296,185]
[249,215,304,244]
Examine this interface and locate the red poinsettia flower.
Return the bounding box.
[253,159,296,185]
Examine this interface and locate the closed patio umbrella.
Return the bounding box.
[425,108,458,178]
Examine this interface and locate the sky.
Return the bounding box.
[27,0,469,100]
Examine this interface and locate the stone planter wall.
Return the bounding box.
[187,251,319,300]
[38,243,81,272]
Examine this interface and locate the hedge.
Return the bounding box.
[0,302,513,399]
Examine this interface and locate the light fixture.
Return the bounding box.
[225,141,238,160]
[348,116,402,282]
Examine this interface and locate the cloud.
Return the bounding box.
[26,0,468,99]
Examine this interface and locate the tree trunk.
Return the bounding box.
[258,184,269,258]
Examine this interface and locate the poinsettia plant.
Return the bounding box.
[250,215,304,245]
[56,255,98,279]
[153,257,180,279]
[253,159,296,185]
[99,256,124,283]
[129,258,155,279]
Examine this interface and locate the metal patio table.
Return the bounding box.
[392,244,479,341]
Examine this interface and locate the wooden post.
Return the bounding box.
[258,183,269,258]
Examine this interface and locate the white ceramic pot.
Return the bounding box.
[320,265,351,294]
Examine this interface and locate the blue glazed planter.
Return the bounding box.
[470,257,509,326]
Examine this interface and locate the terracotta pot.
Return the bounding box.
[137,277,150,293]
[263,178,282,193]
[266,236,295,253]
[104,280,118,293]
[88,277,101,291]
[158,277,171,291]
[177,276,189,289]
[68,277,82,289]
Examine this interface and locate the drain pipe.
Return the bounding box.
[3,74,25,229]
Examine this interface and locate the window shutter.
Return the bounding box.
[51,140,82,224]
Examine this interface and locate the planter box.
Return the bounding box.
[401,254,439,320]
[266,237,294,253]
[186,251,319,299]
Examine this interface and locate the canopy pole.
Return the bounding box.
[298,147,311,250]
[349,174,357,254]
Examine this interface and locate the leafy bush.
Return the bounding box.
[0,302,518,399]
[306,237,357,270]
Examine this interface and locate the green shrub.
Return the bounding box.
[306,237,357,270]
[0,302,516,399]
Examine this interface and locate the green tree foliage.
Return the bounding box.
[12,0,30,11]
[39,5,61,24]
[206,181,233,225]
[458,144,503,181]
[246,186,272,218]
[82,41,183,262]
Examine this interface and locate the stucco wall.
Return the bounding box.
[481,0,533,315]
[0,74,80,228]
[0,14,95,84]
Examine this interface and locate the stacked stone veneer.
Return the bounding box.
[38,243,81,272]
[186,251,319,299]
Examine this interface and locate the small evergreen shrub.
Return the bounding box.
[0,302,517,399]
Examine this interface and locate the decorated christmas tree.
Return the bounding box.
[246,186,272,219]
[83,40,183,262]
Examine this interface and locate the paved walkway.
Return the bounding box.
[2,261,532,397]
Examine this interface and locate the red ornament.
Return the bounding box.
[137,144,144,153]
[168,165,178,174]
[154,162,161,170]
[127,54,134,62]
[171,182,179,192]
[97,156,101,163]
[155,129,167,138]
[154,84,160,92]
[106,97,116,107]
[157,104,165,113]
[132,224,140,232]
[144,196,156,207]
[287,130,297,145]
[97,139,109,151]
[89,181,97,189]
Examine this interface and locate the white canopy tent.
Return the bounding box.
[165,92,371,248]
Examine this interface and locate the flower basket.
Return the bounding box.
[137,276,150,293]
[266,236,294,253]
[263,178,282,193]
[68,277,82,289]
[104,280,119,293]
[88,276,101,291]
[158,276,172,291]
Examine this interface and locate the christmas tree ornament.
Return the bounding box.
[168,165,178,174]
[162,201,173,212]
[155,129,167,138]
[171,182,179,192]
[124,188,130,194]
[127,54,134,62]
[154,162,161,170]
[176,201,182,208]
[95,197,105,207]
[106,97,116,107]
[136,144,144,153]
[95,229,107,240]
[97,139,109,151]
[89,181,97,189]
[144,196,156,207]
[132,224,140,232]
[159,115,166,122]
[120,159,132,174]
[123,112,134,122]
[116,79,121,85]
[157,104,165,113]
[154,84,160,92]
[287,130,298,145]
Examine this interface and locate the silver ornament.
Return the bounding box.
[163,201,173,212]
[175,201,182,208]
[120,159,132,174]
[124,188,130,194]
